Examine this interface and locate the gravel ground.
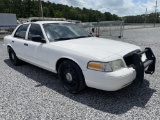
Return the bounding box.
[0,27,160,120]
[0,34,8,39]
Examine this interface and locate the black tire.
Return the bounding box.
[58,60,86,94]
[8,47,21,66]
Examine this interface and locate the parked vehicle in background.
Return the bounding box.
[3,21,156,93]
[0,13,17,29]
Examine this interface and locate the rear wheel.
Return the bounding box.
[8,47,21,66]
[58,60,86,94]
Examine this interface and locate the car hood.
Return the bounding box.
[51,37,140,59]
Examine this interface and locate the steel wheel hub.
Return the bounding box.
[66,73,73,82]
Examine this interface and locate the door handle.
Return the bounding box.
[24,43,28,46]
[12,41,14,43]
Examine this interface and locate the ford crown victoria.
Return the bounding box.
[3,21,156,93]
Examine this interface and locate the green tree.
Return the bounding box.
[0,0,121,22]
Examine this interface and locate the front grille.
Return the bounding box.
[123,50,140,67]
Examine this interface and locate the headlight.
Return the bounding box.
[110,59,125,71]
[87,59,124,72]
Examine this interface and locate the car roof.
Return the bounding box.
[32,21,70,24]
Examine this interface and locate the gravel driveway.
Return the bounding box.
[0,27,160,120]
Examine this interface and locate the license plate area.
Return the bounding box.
[141,53,147,62]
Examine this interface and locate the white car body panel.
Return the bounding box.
[83,68,136,91]
[3,21,143,91]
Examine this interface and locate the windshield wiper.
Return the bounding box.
[54,37,73,41]
[54,35,91,41]
[73,35,91,39]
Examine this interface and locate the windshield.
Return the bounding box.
[43,23,91,42]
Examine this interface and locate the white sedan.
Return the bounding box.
[3,21,156,93]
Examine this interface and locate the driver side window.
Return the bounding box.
[28,24,44,41]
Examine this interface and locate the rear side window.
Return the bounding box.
[14,24,29,39]
[28,24,44,40]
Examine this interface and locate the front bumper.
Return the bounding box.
[83,47,156,91]
[83,68,136,91]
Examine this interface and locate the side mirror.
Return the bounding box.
[32,35,46,43]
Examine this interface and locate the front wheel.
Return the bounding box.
[58,60,86,94]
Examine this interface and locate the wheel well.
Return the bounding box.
[7,46,15,55]
[7,45,12,51]
[56,58,81,72]
[7,45,11,48]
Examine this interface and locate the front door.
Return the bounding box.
[24,23,48,67]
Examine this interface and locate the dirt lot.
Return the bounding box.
[0,27,160,119]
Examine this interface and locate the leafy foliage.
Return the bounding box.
[0,0,120,22]
[123,13,160,23]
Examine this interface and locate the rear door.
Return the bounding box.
[12,24,29,59]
